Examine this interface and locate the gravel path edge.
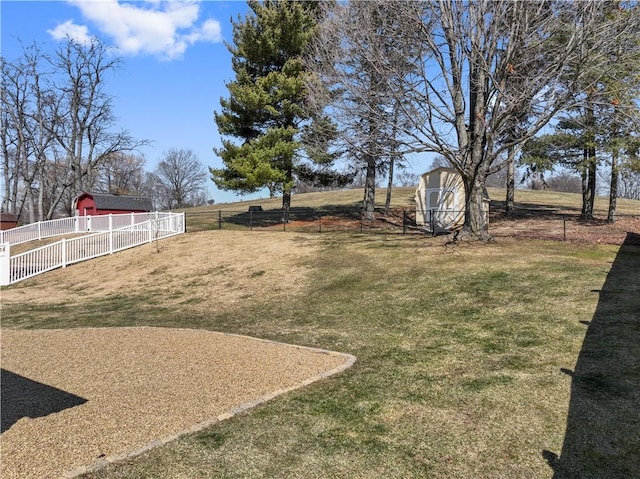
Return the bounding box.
[55,329,357,479]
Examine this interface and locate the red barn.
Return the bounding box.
[0,212,19,230]
[73,192,153,216]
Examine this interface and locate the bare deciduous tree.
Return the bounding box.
[1,55,29,216]
[154,148,208,209]
[96,152,146,195]
[50,37,149,213]
[1,38,149,221]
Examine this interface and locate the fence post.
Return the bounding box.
[249,210,253,231]
[109,214,114,253]
[319,216,322,233]
[61,238,67,268]
[131,212,135,226]
[430,210,436,237]
[563,216,567,242]
[38,221,42,240]
[218,210,222,230]
[0,243,10,286]
[403,209,407,235]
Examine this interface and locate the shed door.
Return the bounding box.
[426,187,459,226]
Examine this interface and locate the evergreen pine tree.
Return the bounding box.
[211,0,321,212]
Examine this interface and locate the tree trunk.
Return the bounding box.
[506,146,515,214]
[37,182,45,222]
[363,156,376,222]
[282,189,291,217]
[608,144,619,223]
[281,163,292,220]
[462,176,491,241]
[384,156,394,215]
[25,190,35,224]
[581,147,596,220]
[581,99,596,220]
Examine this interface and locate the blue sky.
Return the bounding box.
[0,0,270,204]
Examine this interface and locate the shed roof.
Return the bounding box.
[419,166,459,178]
[77,192,153,212]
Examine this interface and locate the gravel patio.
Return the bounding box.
[1,327,355,479]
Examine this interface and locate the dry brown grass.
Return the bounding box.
[2,232,320,320]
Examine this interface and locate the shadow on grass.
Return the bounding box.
[1,369,87,433]
[543,232,640,478]
[219,205,365,228]
[186,205,359,232]
[490,198,576,215]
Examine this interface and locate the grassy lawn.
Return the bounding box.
[2,224,638,477]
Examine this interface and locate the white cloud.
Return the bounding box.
[50,0,223,60]
[47,20,94,45]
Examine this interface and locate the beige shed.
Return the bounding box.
[414,167,465,231]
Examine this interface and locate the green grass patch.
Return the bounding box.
[4,232,639,479]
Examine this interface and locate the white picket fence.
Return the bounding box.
[0,212,185,285]
[0,212,158,245]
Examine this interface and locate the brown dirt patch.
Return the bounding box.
[489,213,640,245]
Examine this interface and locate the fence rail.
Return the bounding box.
[0,212,162,246]
[0,212,185,285]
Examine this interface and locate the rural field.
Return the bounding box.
[1,188,639,478]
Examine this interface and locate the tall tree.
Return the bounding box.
[1,43,66,222]
[1,54,31,217]
[51,38,147,205]
[96,152,147,195]
[212,0,322,213]
[308,0,417,220]
[602,4,640,221]
[154,148,208,209]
